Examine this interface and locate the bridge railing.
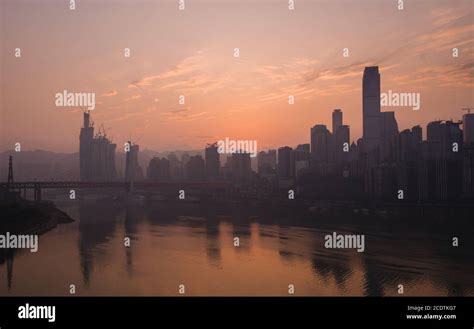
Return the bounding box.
[0,181,233,190]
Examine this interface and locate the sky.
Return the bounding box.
[1,0,473,153]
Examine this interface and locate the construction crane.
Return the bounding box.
[128,133,144,146]
[96,124,110,138]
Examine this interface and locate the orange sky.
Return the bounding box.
[1,0,473,152]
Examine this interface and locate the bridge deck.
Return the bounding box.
[0,181,232,189]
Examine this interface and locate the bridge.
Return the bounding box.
[0,181,233,202]
[1,156,270,202]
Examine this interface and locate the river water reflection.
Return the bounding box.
[1,200,473,296]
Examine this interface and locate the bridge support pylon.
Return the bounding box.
[34,184,41,202]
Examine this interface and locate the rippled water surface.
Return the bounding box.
[1,201,473,296]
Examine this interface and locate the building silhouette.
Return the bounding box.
[463,112,474,143]
[298,66,472,202]
[205,143,220,180]
[79,111,116,181]
[186,155,206,181]
[332,109,343,135]
[294,144,310,177]
[181,152,190,178]
[230,153,252,184]
[332,109,350,164]
[463,143,474,198]
[167,152,183,180]
[310,125,331,164]
[125,141,143,181]
[398,126,422,162]
[148,157,170,181]
[362,66,381,153]
[257,150,276,175]
[463,110,474,197]
[277,146,294,180]
[427,120,463,159]
[380,112,399,161]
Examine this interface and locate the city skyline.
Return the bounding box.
[3,62,474,195]
[2,2,474,315]
[1,0,473,153]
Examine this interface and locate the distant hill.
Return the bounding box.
[0,149,204,181]
[0,150,79,181]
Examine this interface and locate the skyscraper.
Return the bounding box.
[278,146,294,179]
[335,125,350,164]
[399,126,422,162]
[230,153,252,184]
[332,109,343,135]
[125,141,143,181]
[463,143,474,198]
[148,157,170,181]
[205,143,220,180]
[167,152,182,180]
[380,111,399,162]
[427,120,463,159]
[79,111,117,181]
[362,66,381,153]
[310,125,331,164]
[257,150,277,175]
[186,155,206,181]
[411,125,422,144]
[294,144,310,176]
[79,111,94,181]
[463,112,474,144]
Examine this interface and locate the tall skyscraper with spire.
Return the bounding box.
[362,66,381,153]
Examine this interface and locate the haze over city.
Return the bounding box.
[1,0,472,153]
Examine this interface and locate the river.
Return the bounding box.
[1,199,473,296]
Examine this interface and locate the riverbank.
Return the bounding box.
[0,199,74,235]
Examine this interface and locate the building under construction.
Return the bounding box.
[79,111,117,181]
